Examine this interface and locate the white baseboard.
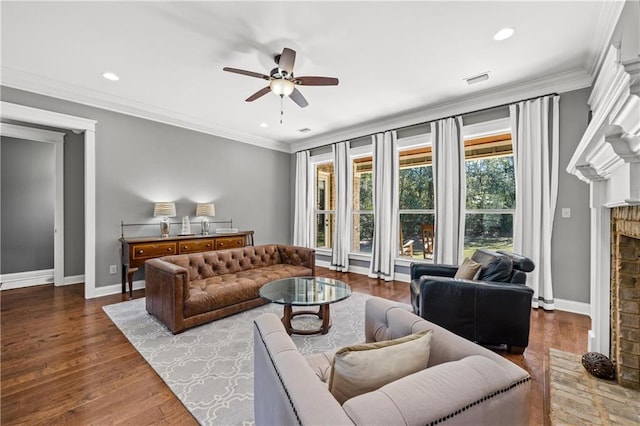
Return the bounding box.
[1,270,87,290]
[316,259,411,283]
[1,269,54,290]
[62,274,85,286]
[554,298,590,316]
[93,280,146,298]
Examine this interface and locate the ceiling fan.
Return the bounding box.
[223,47,339,110]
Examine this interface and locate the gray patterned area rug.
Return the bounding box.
[102,292,369,425]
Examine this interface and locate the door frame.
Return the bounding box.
[0,123,65,286]
[1,102,97,298]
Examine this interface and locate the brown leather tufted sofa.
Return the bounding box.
[144,244,315,333]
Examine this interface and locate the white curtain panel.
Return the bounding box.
[331,142,352,272]
[368,131,399,281]
[293,150,314,247]
[432,116,466,265]
[509,95,559,310]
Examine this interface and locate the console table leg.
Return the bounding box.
[127,267,139,299]
[121,266,127,294]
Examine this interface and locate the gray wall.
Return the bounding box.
[552,87,591,303]
[1,86,292,287]
[1,136,55,273]
[298,87,592,305]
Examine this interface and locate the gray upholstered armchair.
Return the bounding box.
[410,249,535,354]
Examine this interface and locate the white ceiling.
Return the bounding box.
[0,1,621,153]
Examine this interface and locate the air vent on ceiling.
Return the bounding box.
[464,72,490,85]
[298,128,312,133]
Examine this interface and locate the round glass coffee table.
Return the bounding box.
[259,276,352,335]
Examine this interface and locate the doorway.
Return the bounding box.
[0,124,64,288]
[0,102,97,298]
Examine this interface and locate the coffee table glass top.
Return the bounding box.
[259,276,351,306]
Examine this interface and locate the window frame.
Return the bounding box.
[463,117,515,256]
[310,152,334,253]
[396,133,435,261]
[350,144,374,255]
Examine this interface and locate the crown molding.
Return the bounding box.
[290,67,593,153]
[1,67,291,153]
[1,65,594,156]
[587,0,627,78]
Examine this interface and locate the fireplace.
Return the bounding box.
[611,206,640,389]
[567,44,640,389]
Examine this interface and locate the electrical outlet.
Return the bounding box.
[561,208,571,218]
[109,264,117,275]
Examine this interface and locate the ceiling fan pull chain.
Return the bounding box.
[280,95,284,124]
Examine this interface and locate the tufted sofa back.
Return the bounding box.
[158,244,314,282]
[159,244,281,281]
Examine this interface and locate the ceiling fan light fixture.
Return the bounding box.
[270,79,295,96]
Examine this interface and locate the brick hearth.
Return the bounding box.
[611,205,640,389]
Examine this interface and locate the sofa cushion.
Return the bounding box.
[328,329,433,404]
[184,263,313,317]
[306,351,334,384]
[454,257,482,280]
[472,250,513,282]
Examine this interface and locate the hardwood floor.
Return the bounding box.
[1,267,590,425]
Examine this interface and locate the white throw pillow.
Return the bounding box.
[328,329,433,404]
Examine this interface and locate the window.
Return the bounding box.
[352,155,374,253]
[315,162,335,249]
[464,133,515,258]
[398,146,434,259]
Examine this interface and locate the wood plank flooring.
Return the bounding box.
[1,267,590,425]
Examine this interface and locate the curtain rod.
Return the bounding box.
[296,92,559,153]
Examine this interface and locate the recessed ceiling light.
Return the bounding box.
[259,122,268,128]
[493,27,515,41]
[102,71,120,81]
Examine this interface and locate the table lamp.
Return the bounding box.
[153,202,176,238]
[196,203,216,235]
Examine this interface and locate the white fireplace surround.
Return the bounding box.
[567,45,640,355]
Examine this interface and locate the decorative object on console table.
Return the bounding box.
[119,230,254,298]
[153,202,176,238]
[179,216,193,236]
[196,203,216,235]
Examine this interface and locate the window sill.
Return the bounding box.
[314,248,332,257]
[348,252,371,261]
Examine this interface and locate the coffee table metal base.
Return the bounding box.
[282,304,331,335]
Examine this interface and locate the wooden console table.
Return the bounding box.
[119,231,254,298]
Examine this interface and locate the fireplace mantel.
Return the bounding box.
[568,46,640,205]
[567,45,640,356]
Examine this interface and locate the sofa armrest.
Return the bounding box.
[144,258,190,334]
[253,313,353,426]
[277,245,316,275]
[410,262,458,280]
[343,355,530,426]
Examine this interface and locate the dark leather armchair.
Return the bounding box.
[410,249,535,354]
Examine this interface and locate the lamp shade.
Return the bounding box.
[153,202,176,217]
[196,203,216,217]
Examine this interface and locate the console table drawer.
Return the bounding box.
[132,242,177,260]
[215,236,245,250]
[179,239,214,254]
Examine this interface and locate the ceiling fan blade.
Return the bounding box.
[223,67,270,81]
[295,76,339,86]
[278,48,296,75]
[245,86,271,102]
[289,88,309,108]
